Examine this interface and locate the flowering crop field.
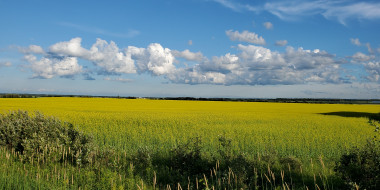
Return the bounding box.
[1,97,379,189]
[1,97,378,161]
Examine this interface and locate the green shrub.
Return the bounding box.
[0,110,94,166]
[279,156,302,171]
[170,136,210,177]
[335,121,380,190]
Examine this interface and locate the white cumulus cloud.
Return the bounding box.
[49,37,89,57]
[263,22,273,29]
[363,61,380,82]
[19,45,45,54]
[284,47,336,70]
[128,43,175,76]
[25,54,82,79]
[87,38,136,74]
[226,30,266,45]
[167,44,343,86]
[351,52,374,62]
[19,37,358,86]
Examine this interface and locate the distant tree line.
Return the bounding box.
[0,93,378,104]
[153,97,378,104]
[0,94,36,98]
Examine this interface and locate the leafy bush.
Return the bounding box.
[279,156,302,171]
[0,110,94,166]
[335,120,380,190]
[170,137,210,178]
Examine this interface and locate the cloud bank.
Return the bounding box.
[20,31,379,85]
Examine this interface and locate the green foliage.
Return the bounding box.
[168,137,211,184]
[0,110,94,166]
[335,121,380,190]
[0,94,35,98]
[335,140,380,189]
[131,146,154,183]
[279,156,302,171]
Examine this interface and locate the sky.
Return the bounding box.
[0,0,379,98]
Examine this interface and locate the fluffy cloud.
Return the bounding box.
[21,39,81,78]
[237,44,285,69]
[275,40,288,46]
[225,30,266,45]
[349,52,379,83]
[172,49,205,62]
[20,37,355,86]
[263,22,273,29]
[199,53,239,74]
[22,38,177,78]
[363,62,380,82]
[49,37,88,57]
[24,54,82,79]
[19,45,45,54]
[167,68,228,85]
[168,44,343,85]
[41,38,177,76]
[284,47,336,70]
[127,43,175,76]
[22,38,138,77]
[87,39,136,74]
[351,52,374,62]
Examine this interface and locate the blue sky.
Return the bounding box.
[0,0,379,98]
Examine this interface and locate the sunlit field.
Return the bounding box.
[1,97,379,189]
[1,97,378,160]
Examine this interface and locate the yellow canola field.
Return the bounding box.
[1,97,379,160]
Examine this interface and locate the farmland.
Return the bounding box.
[0,97,379,189]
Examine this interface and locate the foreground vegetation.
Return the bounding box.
[0,98,379,189]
